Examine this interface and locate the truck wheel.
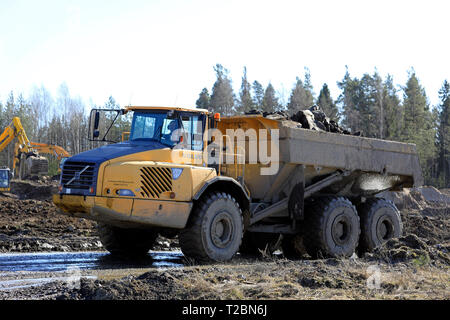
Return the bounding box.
[303,196,360,258]
[358,198,403,253]
[98,223,158,258]
[239,232,281,256]
[281,234,307,259]
[179,192,243,262]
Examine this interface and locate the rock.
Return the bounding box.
[40,242,54,250]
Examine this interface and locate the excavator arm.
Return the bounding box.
[30,142,70,160]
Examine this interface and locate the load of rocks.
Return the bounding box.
[246,105,360,135]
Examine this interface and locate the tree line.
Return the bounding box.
[0,65,448,188]
[196,64,450,188]
[0,84,124,175]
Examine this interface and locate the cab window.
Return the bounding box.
[180,113,204,151]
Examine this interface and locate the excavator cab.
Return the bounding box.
[0,167,11,192]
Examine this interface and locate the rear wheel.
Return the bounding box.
[98,223,158,258]
[179,192,243,262]
[303,196,360,258]
[358,198,403,253]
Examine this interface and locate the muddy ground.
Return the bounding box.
[0,180,448,300]
[0,180,177,253]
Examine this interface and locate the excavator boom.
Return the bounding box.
[30,142,70,160]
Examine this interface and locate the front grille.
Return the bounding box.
[61,161,96,190]
[140,167,173,198]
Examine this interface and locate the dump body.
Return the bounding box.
[217,115,423,205]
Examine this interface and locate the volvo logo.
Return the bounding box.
[66,165,90,186]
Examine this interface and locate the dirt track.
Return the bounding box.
[0,180,448,300]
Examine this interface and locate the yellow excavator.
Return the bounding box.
[0,117,49,186]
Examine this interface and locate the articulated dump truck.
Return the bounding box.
[53,106,423,262]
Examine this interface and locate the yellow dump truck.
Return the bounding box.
[53,106,423,262]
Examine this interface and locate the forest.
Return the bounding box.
[0,65,449,187]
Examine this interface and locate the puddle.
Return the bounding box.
[0,251,185,272]
[0,275,97,291]
[0,251,185,291]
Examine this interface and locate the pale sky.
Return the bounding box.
[0,0,449,109]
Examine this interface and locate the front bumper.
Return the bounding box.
[53,194,192,229]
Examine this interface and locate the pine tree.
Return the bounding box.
[237,66,253,114]
[262,83,279,113]
[382,75,403,141]
[15,93,34,139]
[252,80,264,111]
[317,83,339,121]
[437,80,450,187]
[196,88,210,110]
[400,71,436,184]
[287,78,311,114]
[337,67,361,133]
[210,64,235,116]
[358,73,380,138]
[303,67,315,104]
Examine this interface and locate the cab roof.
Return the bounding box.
[124,106,209,114]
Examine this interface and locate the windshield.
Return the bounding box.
[129,110,206,150]
[0,170,9,188]
[130,111,180,147]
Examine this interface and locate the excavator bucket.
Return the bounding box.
[25,155,49,176]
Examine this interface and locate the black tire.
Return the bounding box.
[358,198,403,253]
[303,196,360,258]
[239,232,281,256]
[98,223,158,258]
[281,234,307,259]
[179,192,243,262]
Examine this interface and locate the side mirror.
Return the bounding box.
[94,111,100,130]
[93,130,100,138]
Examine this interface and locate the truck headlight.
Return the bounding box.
[117,189,135,197]
[171,168,183,180]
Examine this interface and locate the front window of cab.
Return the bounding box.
[130,111,180,147]
[130,110,205,150]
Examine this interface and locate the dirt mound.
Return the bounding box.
[0,196,100,253]
[365,234,450,266]
[57,271,185,300]
[9,180,58,200]
[402,210,449,245]
[378,186,450,210]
